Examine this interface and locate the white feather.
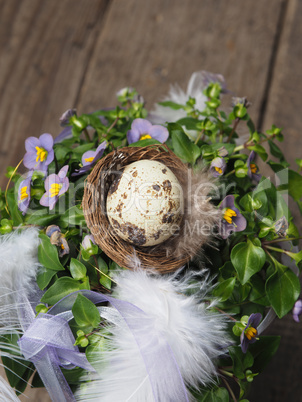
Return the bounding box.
[149,71,209,125]
[0,228,40,302]
[76,269,229,401]
[0,376,20,402]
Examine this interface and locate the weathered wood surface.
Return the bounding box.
[0,0,301,400]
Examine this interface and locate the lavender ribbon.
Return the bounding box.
[18,290,189,402]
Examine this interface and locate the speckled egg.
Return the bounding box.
[106,159,183,246]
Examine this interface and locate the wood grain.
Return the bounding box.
[77,0,283,123]
[0,0,110,188]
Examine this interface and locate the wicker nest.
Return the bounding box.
[82,144,219,273]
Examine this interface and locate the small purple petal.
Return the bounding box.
[210,157,226,177]
[293,300,302,322]
[39,133,54,152]
[48,196,59,211]
[82,234,96,250]
[248,313,262,328]
[233,212,247,232]
[149,125,169,143]
[127,129,140,144]
[23,151,37,170]
[46,225,61,237]
[60,109,76,126]
[94,141,107,157]
[58,177,69,196]
[131,118,152,135]
[58,165,69,179]
[72,165,91,176]
[25,137,40,153]
[54,126,73,144]
[82,150,97,166]
[220,195,235,210]
[39,193,50,207]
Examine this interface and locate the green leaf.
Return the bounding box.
[286,170,302,202]
[26,209,60,226]
[70,258,87,280]
[213,277,236,302]
[229,346,254,380]
[158,100,185,110]
[268,140,285,161]
[58,205,85,227]
[6,191,23,225]
[193,387,230,402]
[72,293,100,328]
[36,266,58,290]
[266,263,300,318]
[248,275,269,306]
[0,334,34,394]
[169,124,201,164]
[38,234,65,271]
[128,138,161,147]
[249,335,281,372]
[41,277,84,305]
[248,144,268,161]
[231,240,266,284]
[175,117,201,130]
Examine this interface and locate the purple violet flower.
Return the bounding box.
[18,170,34,215]
[82,234,96,250]
[210,157,227,177]
[293,299,302,322]
[127,118,169,144]
[247,151,261,182]
[240,313,262,353]
[59,109,77,127]
[40,165,69,210]
[23,133,54,173]
[46,225,69,257]
[72,141,107,176]
[219,195,247,239]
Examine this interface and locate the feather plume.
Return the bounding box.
[0,376,20,402]
[76,269,229,401]
[0,227,40,302]
[149,71,209,124]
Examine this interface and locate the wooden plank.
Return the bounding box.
[249,1,302,400]
[77,0,283,124]
[261,0,302,169]
[0,1,110,399]
[0,0,110,188]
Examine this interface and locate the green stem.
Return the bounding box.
[264,245,286,253]
[194,129,205,145]
[224,169,236,178]
[221,376,237,402]
[84,128,90,142]
[107,117,119,134]
[263,237,302,245]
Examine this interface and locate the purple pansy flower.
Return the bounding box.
[219,195,247,239]
[72,141,107,176]
[24,133,54,173]
[210,157,227,177]
[46,225,69,257]
[18,170,34,215]
[240,313,262,353]
[59,108,77,127]
[127,118,169,144]
[247,151,261,182]
[40,165,69,210]
[82,234,96,250]
[293,299,302,322]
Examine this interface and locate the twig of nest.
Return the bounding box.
[82,144,220,273]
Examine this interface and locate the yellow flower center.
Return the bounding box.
[245,326,257,341]
[223,208,237,224]
[20,186,29,201]
[140,134,152,141]
[250,163,257,174]
[84,156,95,163]
[35,146,47,162]
[50,183,63,198]
[61,243,65,250]
[215,166,223,174]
